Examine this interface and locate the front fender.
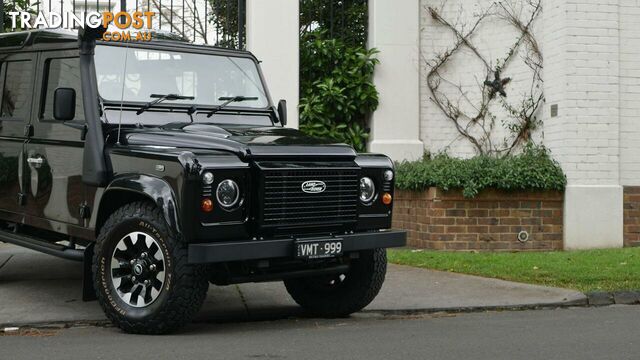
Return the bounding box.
[102,175,181,233]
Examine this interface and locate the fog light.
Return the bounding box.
[382,193,392,205]
[201,198,214,212]
[384,170,394,181]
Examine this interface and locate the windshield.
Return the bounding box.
[94,45,270,109]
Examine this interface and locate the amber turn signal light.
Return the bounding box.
[382,193,392,205]
[201,198,214,212]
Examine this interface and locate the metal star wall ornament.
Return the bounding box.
[484,70,512,99]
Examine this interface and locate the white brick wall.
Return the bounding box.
[546,0,621,185]
[619,0,640,186]
[540,0,568,174]
[419,0,542,158]
[419,0,640,187]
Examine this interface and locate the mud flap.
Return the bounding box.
[82,242,97,301]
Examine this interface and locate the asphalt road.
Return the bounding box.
[1,306,638,360]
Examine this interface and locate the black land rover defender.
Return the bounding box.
[0,28,406,334]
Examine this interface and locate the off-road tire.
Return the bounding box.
[92,201,208,334]
[284,249,387,318]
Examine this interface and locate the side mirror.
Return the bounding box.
[277,99,287,127]
[53,87,76,121]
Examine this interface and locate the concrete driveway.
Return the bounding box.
[0,243,586,327]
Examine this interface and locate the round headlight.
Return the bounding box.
[216,179,240,208]
[359,177,376,203]
[384,170,394,181]
[202,172,214,185]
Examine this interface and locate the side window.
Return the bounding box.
[42,58,84,121]
[1,61,32,119]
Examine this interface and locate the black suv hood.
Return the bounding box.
[119,123,357,159]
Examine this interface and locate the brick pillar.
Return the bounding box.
[542,0,623,249]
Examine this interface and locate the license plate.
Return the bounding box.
[295,239,343,259]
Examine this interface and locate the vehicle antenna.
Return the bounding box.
[116,45,130,145]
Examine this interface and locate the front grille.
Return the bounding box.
[257,163,359,230]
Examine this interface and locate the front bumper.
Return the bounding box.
[187,230,407,264]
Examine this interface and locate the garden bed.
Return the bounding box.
[393,188,564,251]
[393,145,567,251]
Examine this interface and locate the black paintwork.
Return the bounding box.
[188,230,407,264]
[119,123,358,159]
[0,30,404,268]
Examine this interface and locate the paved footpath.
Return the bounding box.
[0,243,586,326]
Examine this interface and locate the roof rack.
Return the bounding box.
[0,29,247,53]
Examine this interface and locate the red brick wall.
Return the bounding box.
[393,188,564,251]
[624,187,640,247]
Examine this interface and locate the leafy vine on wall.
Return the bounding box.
[425,0,543,156]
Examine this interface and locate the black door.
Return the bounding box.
[23,51,87,233]
[0,53,35,222]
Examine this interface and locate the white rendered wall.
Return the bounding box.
[368,0,424,161]
[246,0,299,129]
[564,185,623,250]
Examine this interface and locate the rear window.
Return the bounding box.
[1,61,32,119]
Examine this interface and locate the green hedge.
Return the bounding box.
[298,32,379,152]
[395,145,567,198]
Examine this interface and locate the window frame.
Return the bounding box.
[0,59,34,122]
[94,44,272,111]
[0,62,5,113]
[39,56,85,124]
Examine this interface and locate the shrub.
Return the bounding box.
[299,31,379,152]
[3,0,34,32]
[395,144,567,198]
[300,0,368,48]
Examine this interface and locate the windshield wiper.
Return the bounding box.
[136,94,195,115]
[206,96,259,118]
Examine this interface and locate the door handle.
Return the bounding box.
[27,156,45,167]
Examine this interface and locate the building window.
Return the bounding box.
[1,61,32,119]
[42,58,84,121]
